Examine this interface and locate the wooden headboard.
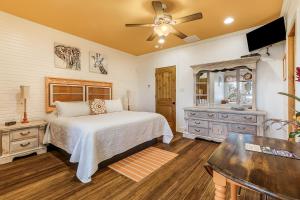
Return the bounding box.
[45,77,112,112]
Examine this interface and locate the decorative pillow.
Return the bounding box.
[55,101,90,117]
[105,99,123,113]
[89,99,106,115]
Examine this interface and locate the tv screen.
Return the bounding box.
[246,17,286,52]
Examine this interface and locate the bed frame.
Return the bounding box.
[45,77,112,112]
[45,77,159,173]
[48,138,159,169]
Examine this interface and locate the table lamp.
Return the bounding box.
[20,85,30,123]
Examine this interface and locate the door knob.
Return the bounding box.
[172,102,176,105]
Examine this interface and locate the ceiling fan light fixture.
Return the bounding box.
[125,1,204,43]
[158,36,166,44]
[224,17,234,25]
[154,24,171,36]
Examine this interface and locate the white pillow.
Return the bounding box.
[105,99,123,113]
[55,101,90,117]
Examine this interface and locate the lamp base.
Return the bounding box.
[21,112,29,123]
[21,119,29,124]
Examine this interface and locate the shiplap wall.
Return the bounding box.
[0,12,139,123]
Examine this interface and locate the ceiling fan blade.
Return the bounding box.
[170,27,188,39]
[152,1,164,15]
[125,24,154,27]
[175,12,203,24]
[146,32,156,41]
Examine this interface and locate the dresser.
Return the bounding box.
[0,121,47,164]
[184,107,266,142]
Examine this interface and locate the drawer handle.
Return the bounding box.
[221,114,228,118]
[20,142,31,147]
[237,126,246,130]
[208,114,214,117]
[195,121,201,124]
[190,113,196,116]
[20,131,31,136]
[194,129,201,132]
[243,116,253,120]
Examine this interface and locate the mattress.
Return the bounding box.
[44,111,173,183]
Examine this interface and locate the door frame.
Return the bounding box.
[155,66,176,132]
[288,23,296,132]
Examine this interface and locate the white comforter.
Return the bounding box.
[44,111,173,183]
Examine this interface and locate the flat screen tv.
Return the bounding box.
[246,17,286,52]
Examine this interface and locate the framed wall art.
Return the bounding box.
[89,51,108,75]
[54,43,81,71]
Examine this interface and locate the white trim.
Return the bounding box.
[281,0,290,17]
[177,127,185,133]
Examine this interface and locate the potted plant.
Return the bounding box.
[278,92,300,142]
[264,67,300,142]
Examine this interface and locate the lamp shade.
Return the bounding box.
[20,85,30,99]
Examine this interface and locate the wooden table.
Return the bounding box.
[206,133,300,200]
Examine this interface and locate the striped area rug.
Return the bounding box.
[109,147,178,182]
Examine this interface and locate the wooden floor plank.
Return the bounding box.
[0,133,262,200]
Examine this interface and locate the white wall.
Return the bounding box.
[0,12,139,123]
[136,30,287,139]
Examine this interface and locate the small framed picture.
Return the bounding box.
[89,51,108,75]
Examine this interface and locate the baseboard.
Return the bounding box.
[176,126,185,133]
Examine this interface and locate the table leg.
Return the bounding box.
[230,183,238,200]
[213,171,227,200]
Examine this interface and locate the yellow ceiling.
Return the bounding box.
[0,0,283,55]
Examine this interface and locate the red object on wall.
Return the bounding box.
[296,67,300,82]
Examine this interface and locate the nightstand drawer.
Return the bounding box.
[10,138,38,154]
[11,128,38,141]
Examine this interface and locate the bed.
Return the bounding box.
[43,77,173,183]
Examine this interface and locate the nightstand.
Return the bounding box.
[0,120,47,164]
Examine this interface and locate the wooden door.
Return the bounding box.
[155,66,176,132]
[288,24,296,132]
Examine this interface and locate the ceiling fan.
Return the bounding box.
[125,1,203,44]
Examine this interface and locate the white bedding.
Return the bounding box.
[44,111,173,183]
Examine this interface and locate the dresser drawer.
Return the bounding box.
[187,111,217,120]
[218,113,257,123]
[11,128,38,141]
[229,124,257,134]
[209,122,228,139]
[189,126,209,136]
[239,115,257,123]
[10,138,38,154]
[188,119,209,128]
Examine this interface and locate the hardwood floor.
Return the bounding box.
[0,133,261,200]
